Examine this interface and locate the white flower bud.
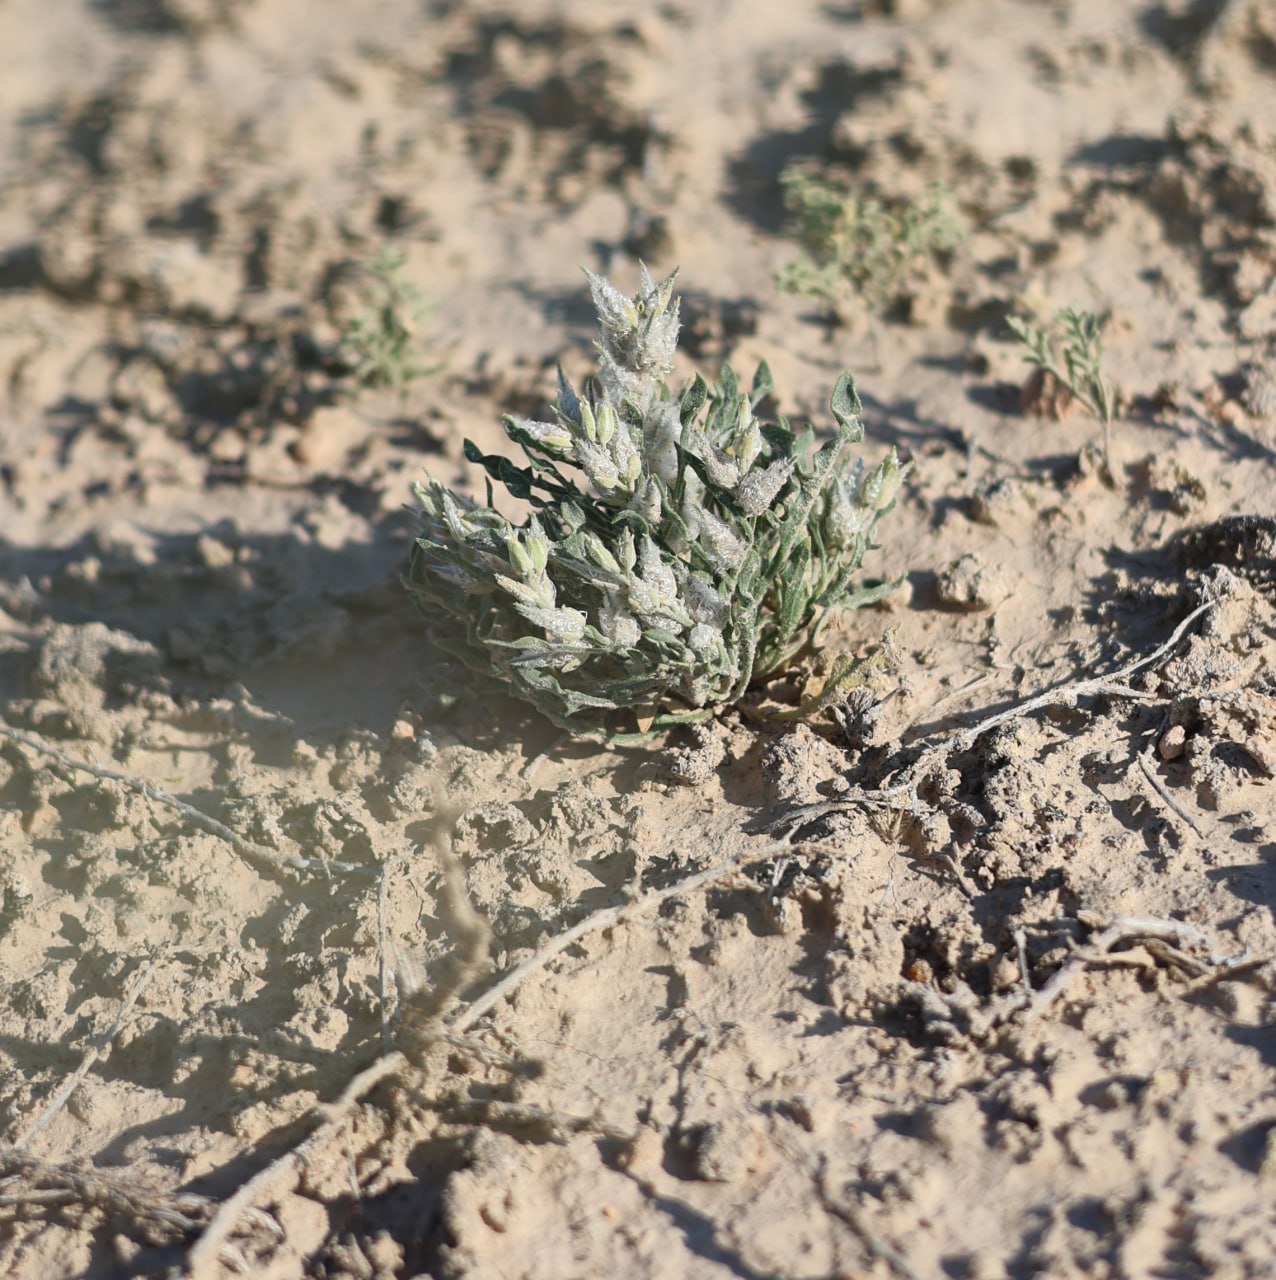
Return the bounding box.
[599,593,641,648]
[736,458,794,517]
[617,528,637,573]
[688,622,723,657]
[594,400,619,447]
[516,602,587,644]
[510,416,572,453]
[581,531,621,575]
[682,572,727,626]
[697,507,747,573]
[496,573,555,610]
[857,450,906,512]
[701,444,740,490]
[505,533,533,578]
[731,399,762,472]
[575,438,620,490]
[586,269,640,332]
[643,400,681,485]
[638,536,678,605]
[628,476,663,525]
[441,490,472,542]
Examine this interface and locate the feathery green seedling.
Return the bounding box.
[346,247,437,393]
[777,170,963,319]
[407,267,908,739]
[1008,306,1116,480]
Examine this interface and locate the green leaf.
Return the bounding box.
[750,360,775,407]
[761,418,796,459]
[680,374,708,426]
[830,372,863,439]
[776,542,812,635]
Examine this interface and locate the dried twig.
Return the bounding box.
[429,1098,634,1144]
[15,950,164,1151]
[1012,927,1032,998]
[815,1158,922,1280]
[0,1147,210,1238]
[1005,913,1251,1023]
[183,1051,407,1279]
[376,863,394,1053]
[1135,747,1204,836]
[0,724,370,879]
[780,599,1218,833]
[181,835,809,1274]
[453,838,805,1034]
[398,829,493,1045]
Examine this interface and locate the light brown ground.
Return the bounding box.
[1,1,1275,1276]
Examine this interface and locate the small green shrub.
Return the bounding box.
[777,171,964,317]
[346,247,437,393]
[407,267,907,738]
[1008,306,1116,477]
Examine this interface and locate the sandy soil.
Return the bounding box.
[1,0,1275,1276]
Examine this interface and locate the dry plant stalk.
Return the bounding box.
[181,834,819,1274]
[779,598,1219,834]
[1008,913,1256,1023]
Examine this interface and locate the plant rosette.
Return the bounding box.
[408,266,908,739]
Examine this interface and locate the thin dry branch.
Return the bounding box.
[15,949,164,1151]
[376,863,394,1053]
[1003,913,1252,1023]
[399,829,492,1042]
[430,1098,635,1144]
[0,1147,211,1239]
[815,1158,922,1280]
[453,838,805,1034]
[181,835,810,1275]
[1135,747,1204,836]
[0,724,371,879]
[779,598,1218,833]
[183,1051,408,1279]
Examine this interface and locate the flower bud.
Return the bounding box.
[617,529,637,574]
[505,533,533,578]
[525,518,550,573]
[858,449,905,512]
[510,415,572,453]
[732,399,762,472]
[594,401,619,447]
[576,439,619,490]
[599,593,641,648]
[517,602,587,643]
[697,508,747,573]
[581,531,621,575]
[736,458,793,517]
[688,622,724,657]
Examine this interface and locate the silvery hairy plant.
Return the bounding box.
[408,266,907,737]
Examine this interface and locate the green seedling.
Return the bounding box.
[346,247,438,393]
[408,266,908,739]
[777,170,964,319]
[1008,306,1117,481]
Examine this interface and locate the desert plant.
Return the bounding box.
[407,266,907,738]
[1007,306,1116,478]
[777,171,964,318]
[346,247,437,393]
